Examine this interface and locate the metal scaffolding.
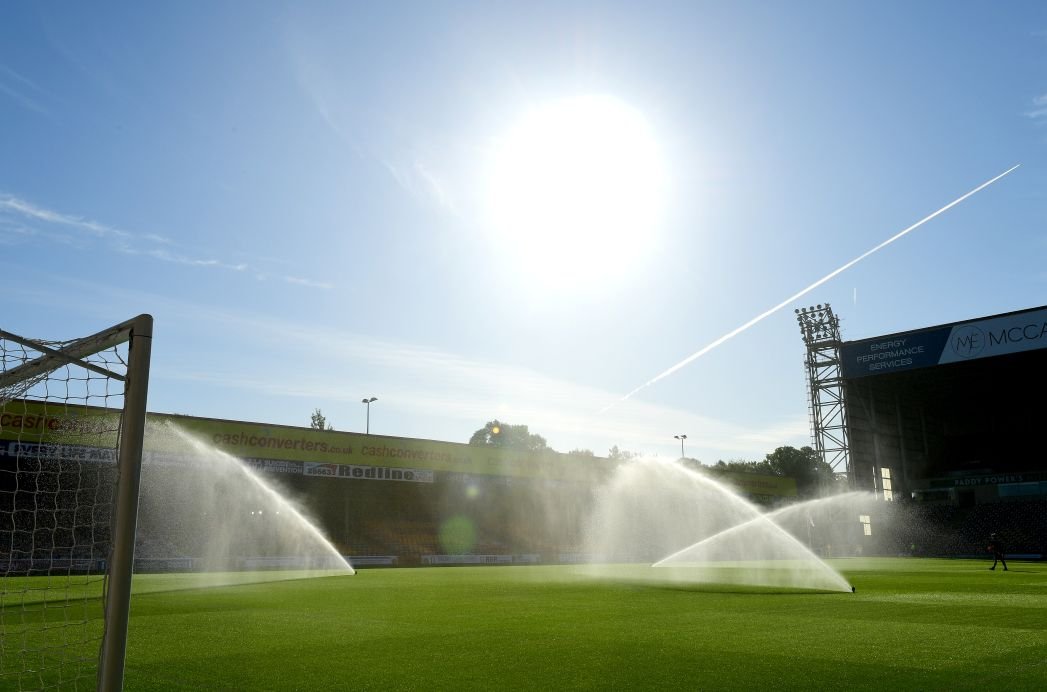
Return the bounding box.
[796,304,853,485]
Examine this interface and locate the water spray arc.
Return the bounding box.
[137,422,354,583]
[583,458,852,592]
[653,490,879,592]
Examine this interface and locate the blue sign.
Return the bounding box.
[841,305,1047,379]
[840,327,951,378]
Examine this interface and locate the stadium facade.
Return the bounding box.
[839,303,1047,501]
[1,403,796,569]
[832,304,1047,557]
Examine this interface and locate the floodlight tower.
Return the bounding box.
[362,396,377,434]
[796,304,853,487]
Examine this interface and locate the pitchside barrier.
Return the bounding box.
[131,555,399,571]
[421,554,541,565]
[0,316,153,692]
[340,555,398,567]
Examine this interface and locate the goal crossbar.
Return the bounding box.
[0,316,144,388]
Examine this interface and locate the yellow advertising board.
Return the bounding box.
[1,401,795,494]
[0,399,121,451]
[176,412,597,481]
[0,400,610,482]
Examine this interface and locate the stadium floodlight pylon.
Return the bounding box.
[0,315,152,692]
[795,304,852,487]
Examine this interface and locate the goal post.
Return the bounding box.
[99,315,152,692]
[0,314,153,691]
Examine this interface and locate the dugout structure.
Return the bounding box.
[838,304,1047,505]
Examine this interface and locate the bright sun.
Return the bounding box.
[486,95,665,293]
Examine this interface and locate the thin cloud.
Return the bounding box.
[284,276,333,290]
[169,350,803,460]
[0,65,53,118]
[413,161,456,211]
[1026,93,1047,120]
[0,221,37,245]
[289,39,456,214]
[1,65,46,93]
[382,158,457,211]
[0,193,326,288]
[136,246,248,272]
[287,33,367,158]
[0,194,129,239]
[5,274,803,461]
[157,308,803,459]
[0,226,80,249]
[0,83,51,118]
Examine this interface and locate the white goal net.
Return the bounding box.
[0,316,152,691]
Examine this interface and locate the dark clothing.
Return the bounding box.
[988,538,1008,571]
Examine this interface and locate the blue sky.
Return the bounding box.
[2,1,1044,463]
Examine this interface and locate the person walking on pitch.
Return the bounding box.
[988,533,1008,571]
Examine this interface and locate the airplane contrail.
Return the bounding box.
[601,163,1021,414]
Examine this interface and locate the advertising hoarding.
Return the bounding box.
[0,400,606,482]
[840,305,1047,379]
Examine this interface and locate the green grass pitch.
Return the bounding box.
[7,558,1047,690]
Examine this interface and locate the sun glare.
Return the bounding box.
[486,95,665,293]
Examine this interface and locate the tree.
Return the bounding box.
[310,408,334,431]
[713,459,772,475]
[468,420,548,452]
[678,457,704,471]
[607,445,640,462]
[762,445,834,496]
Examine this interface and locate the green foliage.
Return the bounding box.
[763,445,835,496]
[712,446,836,497]
[310,408,334,431]
[713,458,772,474]
[468,419,548,452]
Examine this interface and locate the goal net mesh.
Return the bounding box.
[1,327,132,689]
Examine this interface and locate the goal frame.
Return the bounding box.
[0,314,152,692]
